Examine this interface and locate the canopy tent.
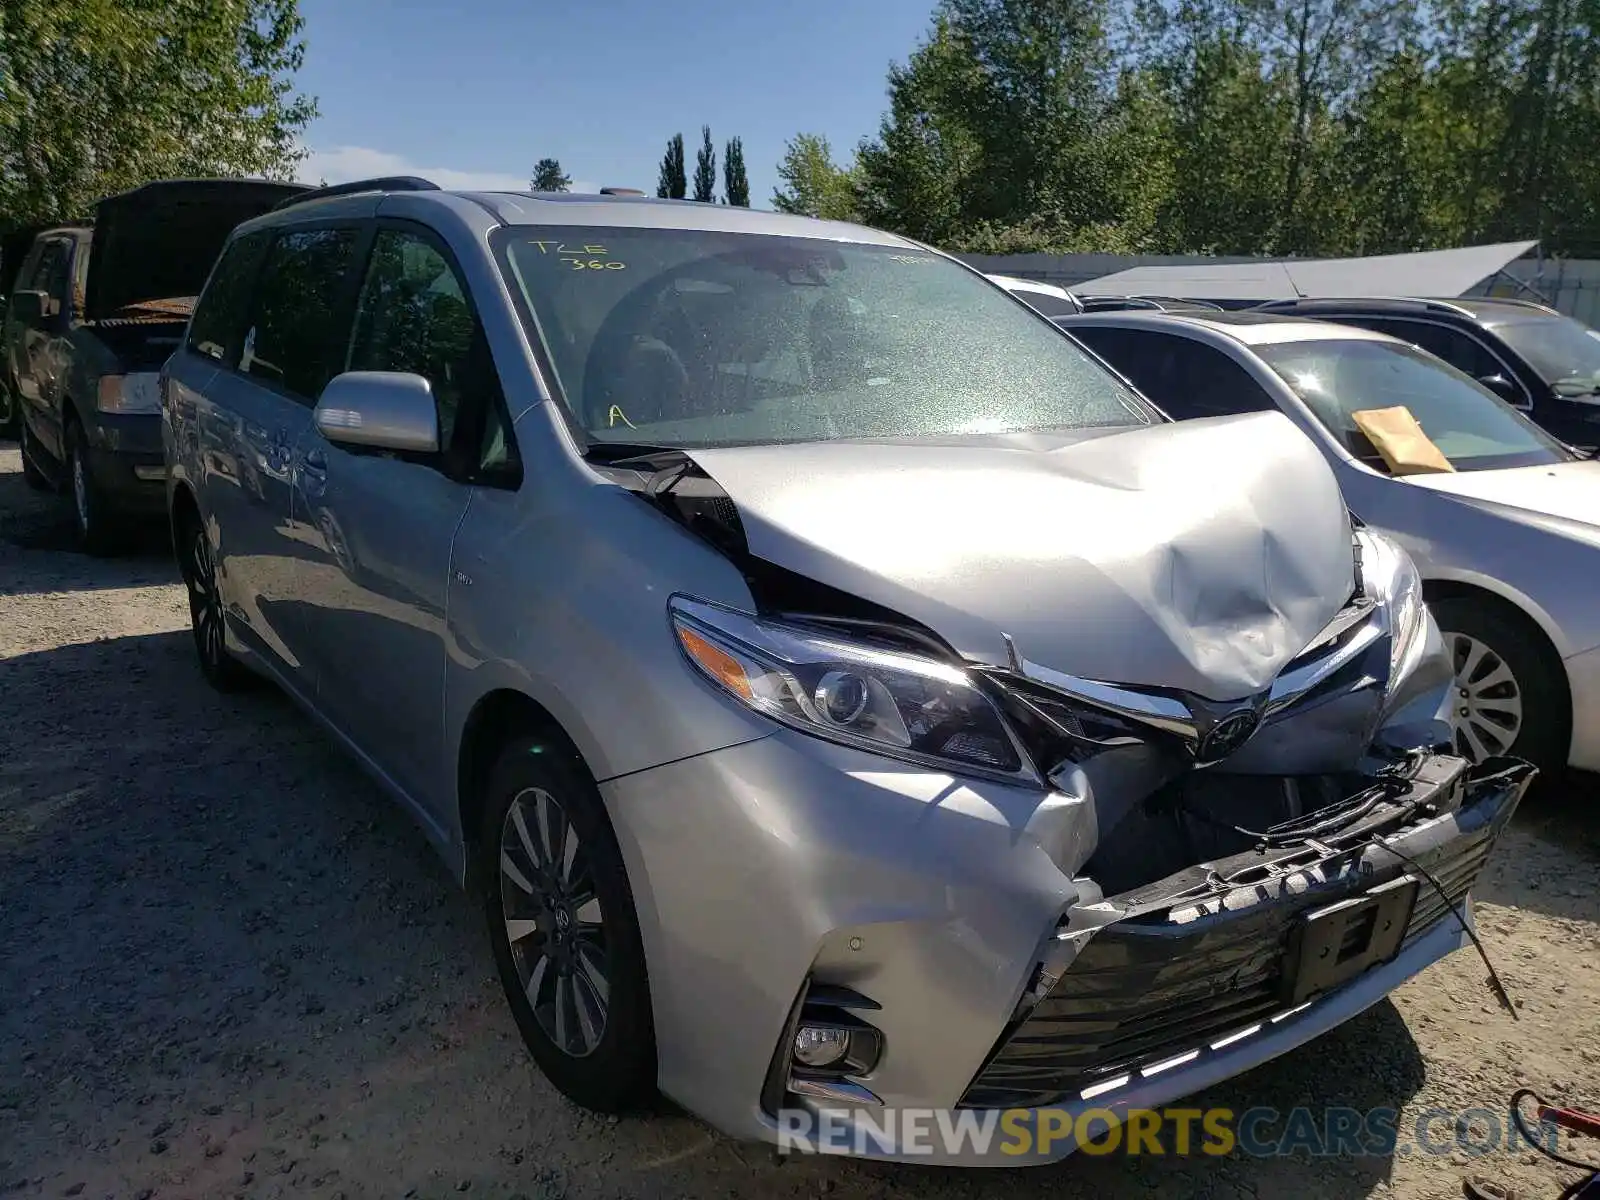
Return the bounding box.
[1075,240,1538,301]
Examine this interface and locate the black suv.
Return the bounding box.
[1,179,305,551]
[1257,296,1600,449]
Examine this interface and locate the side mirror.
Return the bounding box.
[1477,373,1522,404]
[313,371,439,454]
[8,289,48,325]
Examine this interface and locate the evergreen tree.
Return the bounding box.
[723,136,750,206]
[530,158,571,192]
[656,133,686,199]
[693,125,717,202]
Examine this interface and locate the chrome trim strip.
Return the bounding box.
[1015,658,1198,738]
[789,1076,883,1105]
[1014,599,1388,742]
[1265,618,1384,717]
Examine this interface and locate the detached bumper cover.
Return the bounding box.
[962,755,1533,1112]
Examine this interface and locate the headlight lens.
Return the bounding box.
[97,372,162,414]
[669,596,1036,783]
[1356,529,1426,680]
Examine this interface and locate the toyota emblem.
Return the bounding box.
[1196,708,1262,765]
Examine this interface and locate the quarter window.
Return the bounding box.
[345,230,479,449]
[240,228,360,402]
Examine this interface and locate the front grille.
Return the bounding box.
[959,817,1502,1110]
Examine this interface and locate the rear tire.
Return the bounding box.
[1431,596,1568,780]
[64,418,117,556]
[479,736,657,1113]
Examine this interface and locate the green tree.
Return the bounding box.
[722,136,750,206]
[854,16,987,242]
[656,133,686,199]
[771,133,858,220]
[855,0,1133,244]
[693,125,717,202]
[0,0,317,227]
[530,157,571,192]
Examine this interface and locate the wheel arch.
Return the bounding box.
[1424,576,1573,753]
[169,477,201,542]
[456,688,594,891]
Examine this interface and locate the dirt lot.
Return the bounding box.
[1,442,1597,1200]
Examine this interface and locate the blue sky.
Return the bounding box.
[295,0,934,204]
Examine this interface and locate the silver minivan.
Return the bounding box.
[161,180,1531,1164]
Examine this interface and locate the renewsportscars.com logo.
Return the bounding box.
[776,1104,1564,1161]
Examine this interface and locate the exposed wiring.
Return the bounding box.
[1178,753,1518,1019]
[1369,834,1518,1021]
[1505,1088,1600,1200]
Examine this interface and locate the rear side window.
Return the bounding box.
[187,232,268,364]
[1071,326,1277,420]
[1347,317,1506,382]
[241,227,360,402]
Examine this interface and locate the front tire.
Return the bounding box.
[480,736,657,1113]
[64,418,117,555]
[177,511,254,691]
[1432,596,1568,779]
[0,378,17,440]
[18,420,50,491]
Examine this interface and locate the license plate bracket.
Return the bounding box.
[1282,875,1420,1005]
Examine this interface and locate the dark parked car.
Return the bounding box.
[1,178,305,551]
[1256,296,1600,450]
[0,225,53,437]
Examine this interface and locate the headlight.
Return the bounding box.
[1356,529,1426,681]
[669,596,1037,784]
[97,373,162,414]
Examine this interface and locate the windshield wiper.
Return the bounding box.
[584,440,683,461]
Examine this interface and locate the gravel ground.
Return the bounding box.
[2,441,1597,1200]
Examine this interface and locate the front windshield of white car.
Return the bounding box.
[497,227,1153,448]
[1258,338,1573,472]
[1485,312,1600,394]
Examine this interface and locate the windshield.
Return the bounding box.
[1258,338,1572,472]
[1485,313,1600,393]
[497,227,1152,448]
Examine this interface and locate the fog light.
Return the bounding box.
[793,1025,851,1068]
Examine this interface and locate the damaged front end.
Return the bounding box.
[596,437,1534,1136]
[962,753,1533,1112]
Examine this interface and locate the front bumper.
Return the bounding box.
[602,731,1531,1164]
[85,410,166,514]
[1563,642,1600,772]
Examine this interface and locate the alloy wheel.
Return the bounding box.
[498,786,610,1058]
[1445,631,1524,761]
[187,528,226,668]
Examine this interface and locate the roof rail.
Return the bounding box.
[1256,296,1476,316]
[1472,295,1560,315]
[272,175,439,211]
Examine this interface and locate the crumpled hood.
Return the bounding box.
[691,411,1355,702]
